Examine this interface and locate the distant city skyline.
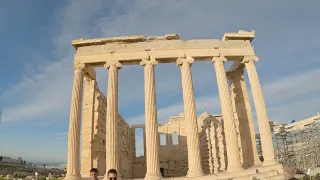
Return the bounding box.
[0,0,320,163]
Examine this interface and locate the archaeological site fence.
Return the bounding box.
[272,123,320,172]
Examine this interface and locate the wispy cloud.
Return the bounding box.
[52,132,68,140]
[262,68,320,103]
[1,1,108,123]
[0,0,319,162]
[128,67,320,125]
[2,0,319,124]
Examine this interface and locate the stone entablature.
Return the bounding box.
[72,31,255,66]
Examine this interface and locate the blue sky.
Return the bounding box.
[0,0,320,164]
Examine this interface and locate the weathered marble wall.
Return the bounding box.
[91,88,106,175]
[157,113,188,177]
[131,112,235,178]
[81,79,98,177]
[81,85,134,179]
[198,112,227,173]
[118,115,134,178]
[82,92,247,179]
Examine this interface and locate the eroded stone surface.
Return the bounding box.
[132,112,230,178]
[80,84,133,179]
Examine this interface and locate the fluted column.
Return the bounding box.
[140,58,162,180]
[228,70,261,167]
[242,56,277,166]
[65,64,85,180]
[103,61,122,180]
[211,56,242,172]
[177,57,204,177]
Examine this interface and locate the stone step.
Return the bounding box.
[214,169,257,179]
[232,175,253,180]
[260,174,285,180]
[256,164,283,173]
[277,168,284,174]
[230,170,279,180]
[253,170,279,179]
[270,174,285,180]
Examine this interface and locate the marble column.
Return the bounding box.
[103,61,122,180]
[242,56,277,166]
[177,57,204,177]
[65,64,85,180]
[228,70,261,167]
[211,56,242,172]
[140,58,162,180]
[81,77,96,177]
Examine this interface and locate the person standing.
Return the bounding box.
[90,168,99,180]
[106,169,117,180]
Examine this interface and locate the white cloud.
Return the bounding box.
[2,0,319,124]
[0,1,108,122]
[2,57,73,122]
[261,68,320,103]
[0,0,319,163]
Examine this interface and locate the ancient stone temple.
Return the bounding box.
[65,30,285,180]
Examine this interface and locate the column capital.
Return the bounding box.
[140,58,158,66]
[85,66,96,80]
[176,57,194,66]
[226,70,244,79]
[211,56,227,64]
[242,56,259,64]
[73,64,96,80]
[104,61,122,69]
[73,64,85,71]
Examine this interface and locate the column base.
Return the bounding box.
[227,165,243,173]
[64,174,81,180]
[262,159,278,166]
[242,161,250,169]
[253,160,263,166]
[247,160,262,168]
[186,169,204,178]
[79,173,90,179]
[144,173,162,180]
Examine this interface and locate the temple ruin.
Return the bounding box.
[65,30,285,180]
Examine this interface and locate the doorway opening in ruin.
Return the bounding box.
[160,168,164,177]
